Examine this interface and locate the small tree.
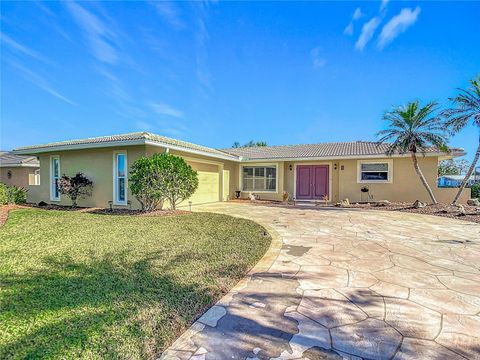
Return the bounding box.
[129,153,198,211]
[58,173,93,208]
[129,155,166,211]
[438,159,469,176]
[161,155,199,210]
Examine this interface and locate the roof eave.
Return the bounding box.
[13,139,240,162]
[0,163,40,168]
[238,151,464,162]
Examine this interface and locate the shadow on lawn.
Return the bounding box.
[0,253,218,359]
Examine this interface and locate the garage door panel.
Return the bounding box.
[188,170,219,205]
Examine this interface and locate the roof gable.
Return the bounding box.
[13,132,239,161]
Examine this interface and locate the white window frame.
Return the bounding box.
[241,165,278,193]
[113,151,128,205]
[29,169,41,186]
[357,159,393,184]
[50,155,60,201]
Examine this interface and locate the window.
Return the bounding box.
[114,153,127,204]
[50,156,60,201]
[242,166,277,192]
[358,161,392,183]
[29,169,40,186]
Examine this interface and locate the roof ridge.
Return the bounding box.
[223,140,377,150]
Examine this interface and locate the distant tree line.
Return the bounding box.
[232,141,267,148]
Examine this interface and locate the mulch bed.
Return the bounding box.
[349,202,480,224]
[228,198,480,224]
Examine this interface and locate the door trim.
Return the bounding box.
[293,162,332,202]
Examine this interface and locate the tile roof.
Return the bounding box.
[0,152,39,167]
[223,141,463,160]
[12,133,463,162]
[13,132,239,160]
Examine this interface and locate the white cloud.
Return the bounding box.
[344,23,354,36]
[1,32,50,63]
[9,61,76,105]
[343,7,363,36]
[380,0,389,12]
[378,7,421,49]
[65,1,119,64]
[310,47,327,69]
[353,7,363,20]
[150,102,184,118]
[355,17,382,51]
[152,2,185,29]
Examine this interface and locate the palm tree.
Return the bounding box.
[442,76,480,205]
[377,101,449,204]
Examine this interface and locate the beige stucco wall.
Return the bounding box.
[27,145,240,210]
[337,156,471,204]
[240,156,471,205]
[24,145,471,209]
[28,146,146,209]
[1,166,39,188]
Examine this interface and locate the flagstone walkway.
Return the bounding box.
[161,203,480,360]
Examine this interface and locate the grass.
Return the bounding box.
[0,208,271,359]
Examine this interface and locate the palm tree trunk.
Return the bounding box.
[452,141,480,205]
[411,152,438,204]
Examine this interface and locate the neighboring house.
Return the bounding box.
[12,131,471,208]
[0,151,40,188]
[438,174,478,187]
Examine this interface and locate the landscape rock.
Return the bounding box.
[337,198,350,207]
[375,200,391,207]
[412,200,426,209]
[467,198,480,206]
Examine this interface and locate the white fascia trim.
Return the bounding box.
[0,164,39,168]
[239,152,465,162]
[13,140,147,154]
[13,139,240,162]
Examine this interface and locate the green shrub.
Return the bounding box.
[130,153,198,211]
[0,183,8,205]
[0,183,27,205]
[58,173,93,208]
[471,183,480,199]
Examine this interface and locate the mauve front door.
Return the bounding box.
[313,165,329,200]
[296,165,329,200]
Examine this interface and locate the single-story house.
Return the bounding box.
[438,174,478,187]
[13,131,471,208]
[0,151,40,188]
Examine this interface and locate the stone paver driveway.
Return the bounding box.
[162,203,480,360]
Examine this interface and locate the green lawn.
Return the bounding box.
[0,208,271,359]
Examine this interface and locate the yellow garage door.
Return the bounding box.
[187,161,219,205]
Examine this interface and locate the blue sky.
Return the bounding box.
[1,1,479,161]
